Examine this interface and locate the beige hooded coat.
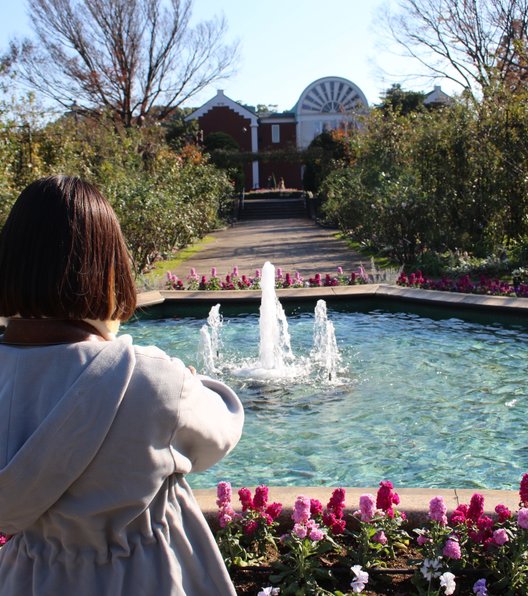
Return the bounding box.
[0,334,244,595]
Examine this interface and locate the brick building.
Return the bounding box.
[186,76,369,190]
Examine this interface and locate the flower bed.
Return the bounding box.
[213,475,528,595]
[166,266,374,291]
[397,271,528,298]
[164,265,528,298]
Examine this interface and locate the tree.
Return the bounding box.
[6,0,238,127]
[386,0,528,98]
[377,84,426,114]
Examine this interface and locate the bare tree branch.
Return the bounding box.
[6,0,238,126]
[386,0,528,98]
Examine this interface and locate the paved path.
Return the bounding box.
[170,217,365,280]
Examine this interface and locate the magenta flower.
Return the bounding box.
[495,504,512,522]
[265,502,282,520]
[238,487,254,511]
[376,480,399,514]
[520,473,528,506]
[517,508,528,529]
[327,488,346,517]
[243,520,258,536]
[468,493,485,522]
[310,498,323,517]
[359,494,376,522]
[493,528,509,546]
[292,496,311,524]
[443,537,462,560]
[429,496,448,525]
[0,533,7,547]
[253,485,269,511]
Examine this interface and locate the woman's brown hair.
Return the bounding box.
[0,175,137,320]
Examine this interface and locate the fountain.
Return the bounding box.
[124,275,528,490]
[198,261,342,382]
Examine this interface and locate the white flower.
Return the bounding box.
[257,588,280,596]
[350,564,369,593]
[440,571,456,595]
[420,557,442,581]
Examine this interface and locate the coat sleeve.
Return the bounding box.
[170,367,244,473]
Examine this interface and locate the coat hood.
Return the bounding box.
[0,337,135,534]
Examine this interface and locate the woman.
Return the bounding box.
[0,176,244,595]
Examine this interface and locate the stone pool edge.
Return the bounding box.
[136,285,527,523]
[137,284,528,313]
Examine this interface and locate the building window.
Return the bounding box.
[271,124,280,143]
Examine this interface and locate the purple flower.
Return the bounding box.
[473,578,488,595]
[429,496,448,525]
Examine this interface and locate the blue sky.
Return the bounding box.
[0,0,455,110]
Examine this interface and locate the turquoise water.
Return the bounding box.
[124,304,528,490]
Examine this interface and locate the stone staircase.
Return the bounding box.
[239,191,308,220]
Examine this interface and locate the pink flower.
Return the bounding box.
[493,528,509,546]
[216,481,232,507]
[0,533,7,547]
[517,508,528,529]
[292,496,311,524]
[495,504,512,523]
[232,266,239,276]
[238,487,253,511]
[429,496,448,525]
[337,266,343,274]
[293,523,307,539]
[253,485,269,511]
[359,494,376,522]
[417,534,431,546]
[373,531,387,545]
[211,267,217,277]
[443,538,462,560]
[520,473,528,506]
[255,269,260,278]
[218,512,233,528]
[468,494,485,522]
[309,526,324,542]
